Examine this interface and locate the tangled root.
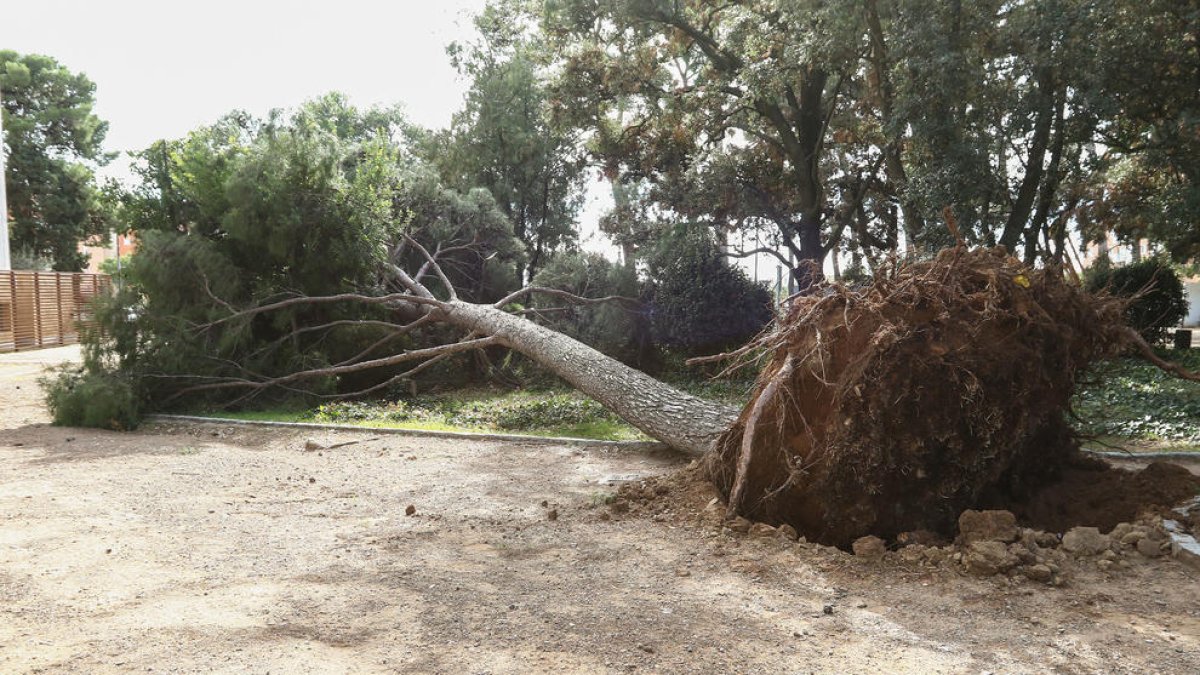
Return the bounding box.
[707,246,1153,547]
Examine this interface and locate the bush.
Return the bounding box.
[530,251,651,366]
[1084,258,1188,343]
[42,366,142,431]
[645,229,774,356]
[308,391,622,433]
[491,395,615,431]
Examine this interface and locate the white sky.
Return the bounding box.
[2,0,485,152]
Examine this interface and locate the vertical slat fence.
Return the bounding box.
[0,271,112,353]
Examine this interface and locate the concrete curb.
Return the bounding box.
[1083,449,1200,461]
[147,414,1196,460]
[146,414,670,451]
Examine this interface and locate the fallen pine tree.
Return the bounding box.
[163,240,1199,546]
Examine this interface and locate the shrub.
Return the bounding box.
[41,365,142,431]
[645,229,774,356]
[1084,258,1188,343]
[491,395,615,431]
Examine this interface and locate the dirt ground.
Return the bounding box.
[3,348,1200,674]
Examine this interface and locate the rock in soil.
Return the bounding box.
[963,541,1018,576]
[957,510,1018,544]
[852,536,887,560]
[776,523,800,542]
[749,522,777,538]
[1136,536,1165,558]
[1061,527,1109,556]
[725,516,752,534]
[1022,564,1054,583]
[896,530,944,547]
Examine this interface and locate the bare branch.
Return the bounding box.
[1124,327,1200,383]
[386,263,436,299]
[202,291,444,331]
[494,286,641,310]
[198,270,236,314]
[327,339,471,400]
[167,335,505,400]
[332,314,435,367]
[245,318,413,362]
[723,246,792,268]
[404,234,457,301]
[513,306,576,317]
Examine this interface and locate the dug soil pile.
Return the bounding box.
[707,246,1196,547]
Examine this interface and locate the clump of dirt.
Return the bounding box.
[704,246,1178,548]
[606,462,722,524]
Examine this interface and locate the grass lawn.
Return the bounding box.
[192,388,651,441]
[1074,348,1200,453]
[188,350,1200,450]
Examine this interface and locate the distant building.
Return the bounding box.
[79,231,137,274]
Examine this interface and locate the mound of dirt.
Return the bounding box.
[611,458,1199,586]
[706,246,1154,547]
[998,458,1200,534]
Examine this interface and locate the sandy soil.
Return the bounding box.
[2,348,1200,674]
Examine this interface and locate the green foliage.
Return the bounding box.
[97,254,133,278]
[1074,351,1200,444]
[1,51,113,271]
[41,365,141,431]
[431,1,585,282]
[543,0,858,275]
[530,251,647,363]
[9,246,53,271]
[100,95,523,409]
[1075,0,1200,264]
[1084,259,1188,343]
[645,228,773,356]
[258,388,640,440]
[539,0,1199,273]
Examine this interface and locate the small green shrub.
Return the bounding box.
[491,395,615,431]
[1084,258,1188,343]
[298,390,627,436]
[41,366,142,431]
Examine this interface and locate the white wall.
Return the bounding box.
[1186,278,1200,327]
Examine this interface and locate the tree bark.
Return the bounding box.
[864,0,926,244]
[440,300,738,455]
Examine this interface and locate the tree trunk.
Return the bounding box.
[1000,69,1057,251]
[440,300,738,455]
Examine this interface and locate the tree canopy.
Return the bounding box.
[1,51,112,270]
[104,95,522,403]
[425,0,586,283]
[535,0,1200,277]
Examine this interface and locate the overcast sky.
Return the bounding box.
[2,0,486,153]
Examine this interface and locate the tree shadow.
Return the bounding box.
[2,423,217,465]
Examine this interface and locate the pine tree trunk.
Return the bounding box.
[441,300,738,455]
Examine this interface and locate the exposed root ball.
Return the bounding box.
[708,247,1135,547]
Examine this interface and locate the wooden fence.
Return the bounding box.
[0,271,112,353]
